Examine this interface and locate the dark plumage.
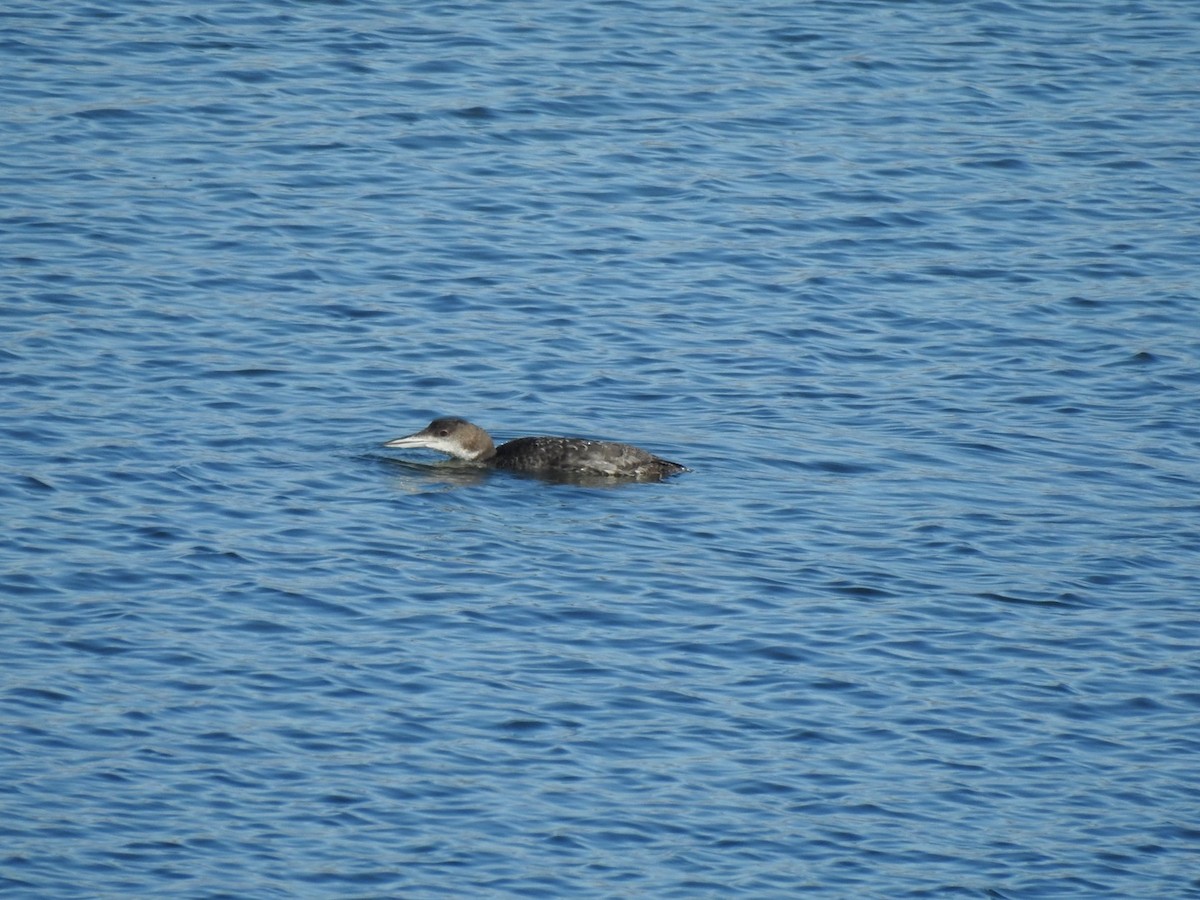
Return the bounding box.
[384,417,687,482]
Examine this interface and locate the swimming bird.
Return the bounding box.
[383,417,687,481]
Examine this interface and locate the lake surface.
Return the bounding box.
[3,1,1200,896]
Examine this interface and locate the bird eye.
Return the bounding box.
[437,429,449,437]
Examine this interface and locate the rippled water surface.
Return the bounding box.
[4,1,1200,897]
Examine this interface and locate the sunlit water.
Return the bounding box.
[3,1,1199,897]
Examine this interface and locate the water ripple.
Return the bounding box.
[3,0,1199,897]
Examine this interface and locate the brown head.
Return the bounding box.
[383,417,497,462]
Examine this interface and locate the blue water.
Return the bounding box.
[4,1,1200,896]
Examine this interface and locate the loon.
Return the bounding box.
[383,417,687,481]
